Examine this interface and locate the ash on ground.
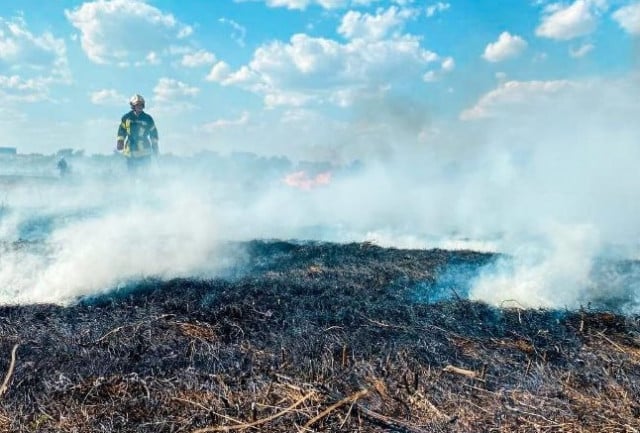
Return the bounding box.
[0,240,639,432]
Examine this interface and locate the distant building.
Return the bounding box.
[57,157,71,177]
[0,147,17,155]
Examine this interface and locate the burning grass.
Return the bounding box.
[0,240,639,432]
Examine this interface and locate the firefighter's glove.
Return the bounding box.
[116,139,124,151]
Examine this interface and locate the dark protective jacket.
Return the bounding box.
[117,111,159,158]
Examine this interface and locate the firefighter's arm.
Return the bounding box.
[149,121,159,155]
[116,120,126,150]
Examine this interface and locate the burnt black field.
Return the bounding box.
[0,240,639,432]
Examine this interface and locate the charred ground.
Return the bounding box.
[0,240,639,432]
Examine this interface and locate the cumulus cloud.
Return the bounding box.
[90,89,126,105]
[0,75,51,102]
[65,0,193,65]
[201,111,250,132]
[423,56,455,82]
[233,0,386,10]
[0,16,70,101]
[422,70,437,82]
[209,32,440,108]
[152,78,199,113]
[338,6,415,41]
[441,56,455,71]
[459,79,576,120]
[535,0,606,40]
[143,51,161,66]
[153,78,199,101]
[569,43,594,58]
[181,49,216,67]
[206,61,233,82]
[0,17,67,71]
[426,2,450,17]
[219,18,247,47]
[612,2,640,35]
[482,32,528,62]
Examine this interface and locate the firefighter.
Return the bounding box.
[57,157,70,177]
[116,94,159,172]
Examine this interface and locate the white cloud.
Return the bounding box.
[152,78,199,113]
[202,111,250,132]
[219,18,247,47]
[422,56,454,82]
[267,0,316,8]
[206,61,233,82]
[0,17,69,83]
[482,32,528,62]
[210,32,440,108]
[569,42,594,57]
[0,37,19,59]
[181,49,216,67]
[535,0,607,40]
[422,70,437,82]
[90,89,126,105]
[65,0,192,65]
[234,0,387,10]
[426,2,450,17]
[460,79,576,120]
[441,56,455,71]
[0,106,27,125]
[216,65,257,87]
[153,78,199,101]
[338,6,415,41]
[0,17,70,103]
[142,51,161,66]
[264,92,313,107]
[612,3,640,35]
[177,26,194,38]
[0,75,50,102]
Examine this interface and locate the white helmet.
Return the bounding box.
[129,94,145,108]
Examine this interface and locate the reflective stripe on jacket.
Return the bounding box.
[117,111,158,158]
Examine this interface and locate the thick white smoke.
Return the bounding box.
[0,176,222,304]
[458,75,640,310]
[1,74,639,311]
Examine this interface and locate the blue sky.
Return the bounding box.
[0,0,639,159]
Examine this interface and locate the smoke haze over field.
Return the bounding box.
[1,74,640,312]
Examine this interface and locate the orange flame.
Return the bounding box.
[283,171,332,190]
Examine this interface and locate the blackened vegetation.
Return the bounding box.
[0,241,638,432]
